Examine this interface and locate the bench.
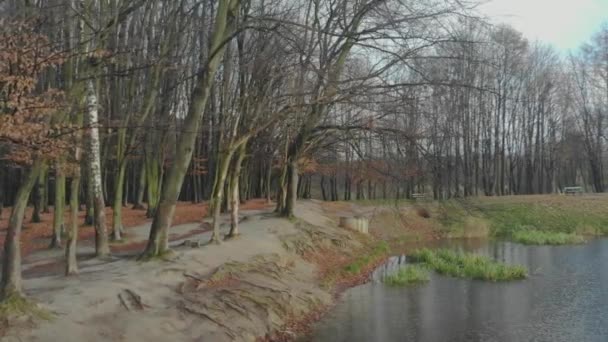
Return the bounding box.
[412,193,426,200]
[563,187,583,195]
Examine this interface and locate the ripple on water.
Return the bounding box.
[313,238,608,342]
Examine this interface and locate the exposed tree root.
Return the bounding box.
[117,289,146,311]
[137,248,176,262]
[180,303,237,339]
[172,214,369,341]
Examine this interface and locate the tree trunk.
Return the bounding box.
[1,161,42,300]
[133,163,146,209]
[111,161,126,241]
[84,80,110,257]
[31,167,46,223]
[282,158,298,217]
[50,166,65,249]
[141,0,239,259]
[265,162,272,203]
[275,163,288,213]
[84,172,94,225]
[320,175,327,201]
[65,171,80,275]
[65,92,83,275]
[0,168,3,220]
[41,169,50,213]
[210,150,234,243]
[144,145,162,218]
[228,144,247,238]
[124,166,130,206]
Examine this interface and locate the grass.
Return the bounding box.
[344,241,389,274]
[409,248,527,281]
[383,265,429,286]
[478,202,608,237]
[444,216,490,238]
[511,230,586,245]
[354,195,608,246]
[436,198,608,243]
[353,198,415,206]
[319,240,390,289]
[435,201,491,238]
[0,292,52,321]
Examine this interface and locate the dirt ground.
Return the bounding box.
[3,194,606,341]
[0,200,374,342]
[0,200,271,258]
[319,200,442,242]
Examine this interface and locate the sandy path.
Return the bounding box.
[19,206,271,278]
[3,202,333,342]
[0,201,376,342]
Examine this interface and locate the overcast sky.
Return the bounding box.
[478,0,608,51]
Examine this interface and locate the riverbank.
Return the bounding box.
[2,195,608,341]
[0,200,389,342]
[311,237,608,342]
[342,194,608,251]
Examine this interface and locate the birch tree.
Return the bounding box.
[84,80,111,257]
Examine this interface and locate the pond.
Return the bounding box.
[312,238,608,342]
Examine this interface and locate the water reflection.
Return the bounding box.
[313,239,608,342]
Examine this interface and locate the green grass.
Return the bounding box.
[344,241,389,274]
[0,292,52,321]
[409,248,527,281]
[436,200,470,227]
[478,202,608,237]
[433,200,493,238]
[444,216,490,238]
[440,199,608,244]
[363,197,608,243]
[383,265,429,286]
[511,230,585,245]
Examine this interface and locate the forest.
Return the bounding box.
[0,0,607,306]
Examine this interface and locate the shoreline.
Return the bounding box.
[2,200,388,342]
[262,250,390,342]
[3,195,608,341]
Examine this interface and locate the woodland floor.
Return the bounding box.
[0,200,271,276]
[0,200,377,342]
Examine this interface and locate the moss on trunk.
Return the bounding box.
[50,168,66,249]
[141,0,241,258]
[1,161,42,300]
[112,161,127,241]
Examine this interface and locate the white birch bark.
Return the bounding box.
[85,80,110,257]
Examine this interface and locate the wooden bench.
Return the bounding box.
[412,193,426,200]
[563,187,583,196]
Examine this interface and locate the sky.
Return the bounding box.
[478,0,608,51]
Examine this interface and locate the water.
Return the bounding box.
[312,238,608,342]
